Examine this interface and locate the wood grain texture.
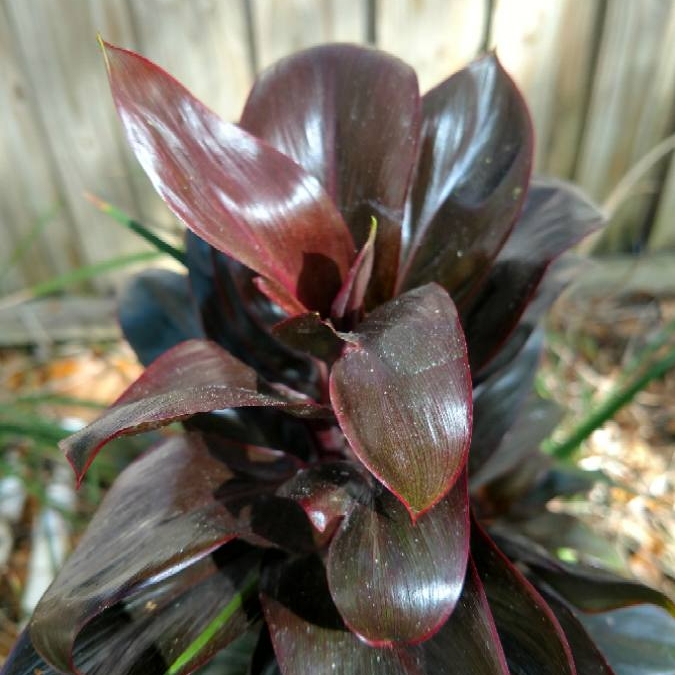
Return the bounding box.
[3,0,675,299]
[378,0,485,92]
[4,0,147,292]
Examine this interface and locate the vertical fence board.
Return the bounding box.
[5,0,149,291]
[252,0,366,72]
[377,0,485,93]
[492,0,602,176]
[0,4,73,293]
[574,0,674,251]
[125,0,254,236]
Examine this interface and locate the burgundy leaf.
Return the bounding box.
[30,434,251,672]
[60,339,324,482]
[327,472,469,645]
[330,284,471,517]
[101,40,355,316]
[185,232,315,392]
[400,53,533,302]
[69,543,259,675]
[330,217,377,327]
[472,522,577,674]
[277,461,370,534]
[462,178,605,370]
[422,558,509,674]
[240,44,421,306]
[262,549,509,674]
[261,555,413,675]
[538,584,617,675]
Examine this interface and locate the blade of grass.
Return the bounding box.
[85,193,186,265]
[0,204,61,286]
[166,573,259,675]
[544,343,675,460]
[0,251,163,311]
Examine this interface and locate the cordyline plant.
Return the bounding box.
[4,41,675,675]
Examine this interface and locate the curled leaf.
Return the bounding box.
[61,339,324,482]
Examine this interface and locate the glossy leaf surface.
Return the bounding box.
[262,551,509,674]
[102,40,355,316]
[330,217,377,326]
[539,585,616,675]
[277,461,370,534]
[469,328,542,475]
[579,605,675,675]
[185,232,314,391]
[119,268,204,366]
[327,471,469,645]
[272,313,347,364]
[30,434,253,672]
[496,535,675,616]
[240,44,420,305]
[330,284,471,517]
[61,339,323,482]
[401,54,532,302]
[472,523,576,674]
[0,629,60,675]
[70,545,259,675]
[462,178,604,370]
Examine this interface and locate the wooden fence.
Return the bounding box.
[2,0,675,296]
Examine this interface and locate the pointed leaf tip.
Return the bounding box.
[101,40,355,315]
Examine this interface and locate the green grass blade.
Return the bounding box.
[86,193,186,265]
[0,205,61,286]
[166,574,258,675]
[0,251,163,310]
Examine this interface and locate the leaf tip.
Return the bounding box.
[96,34,111,73]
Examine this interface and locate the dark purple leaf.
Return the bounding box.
[277,461,370,535]
[330,217,377,327]
[60,339,324,482]
[119,268,204,366]
[327,472,469,645]
[240,44,420,306]
[102,40,355,316]
[422,558,509,674]
[0,629,60,675]
[577,604,675,675]
[330,284,471,517]
[260,554,413,674]
[30,434,254,672]
[185,232,315,393]
[262,549,509,674]
[272,313,347,364]
[470,394,563,491]
[400,54,533,303]
[469,328,543,476]
[69,543,260,675]
[498,535,675,616]
[462,178,604,370]
[472,522,577,674]
[538,584,617,675]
